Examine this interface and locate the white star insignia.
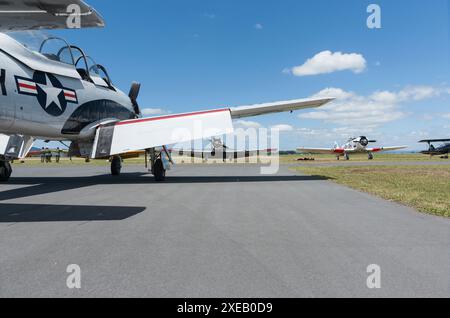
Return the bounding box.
[38,74,63,110]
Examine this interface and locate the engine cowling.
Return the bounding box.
[359,137,369,147]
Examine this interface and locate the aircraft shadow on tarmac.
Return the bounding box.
[0,174,328,222]
[0,203,146,223]
[0,174,329,201]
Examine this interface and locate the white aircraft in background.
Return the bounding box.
[176,137,276,162]
[0,0,333,181]
[297,136,407,160]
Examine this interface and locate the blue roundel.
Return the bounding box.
[32,71,67,117]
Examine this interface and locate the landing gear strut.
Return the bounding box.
[344,153,350,161]
[0,161,12,182]
[148,148,166,182]
[111,156,122,176]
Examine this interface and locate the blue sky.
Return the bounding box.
[48,0,449,150]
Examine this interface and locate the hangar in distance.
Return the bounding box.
[0,0,333,182]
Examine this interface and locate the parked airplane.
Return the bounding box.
[419,139,450,158]
[176,137,276,162]
[297,136,407,160]
[0,0,333,181]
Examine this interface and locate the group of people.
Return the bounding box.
[40,147,63,163]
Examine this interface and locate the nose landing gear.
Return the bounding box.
[0,161,12,182]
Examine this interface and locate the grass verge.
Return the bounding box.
[294,165,450,217]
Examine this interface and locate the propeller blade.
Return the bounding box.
[129,82,141,116]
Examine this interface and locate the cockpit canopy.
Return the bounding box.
[9,32,113,88]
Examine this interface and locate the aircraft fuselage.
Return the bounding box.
[0,33,135,141]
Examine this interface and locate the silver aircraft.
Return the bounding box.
[0,0,333,181]
[297,136,407,160]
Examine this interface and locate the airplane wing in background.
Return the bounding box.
[419,139,450,143]
[366,146,408,153]
[297,148,345,155]
[179,149,275,161]
[0,0,104,31]
[91,98,333,159]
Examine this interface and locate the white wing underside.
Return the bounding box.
[91,98,333,159]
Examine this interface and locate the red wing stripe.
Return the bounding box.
[116,108,230,126]
[19,83,37,90]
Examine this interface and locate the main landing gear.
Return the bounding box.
[109,149,168,182]
[344,153,350,161]
[111,156,123,176]
[0,161,12,182]
[148,148,166,182]
[368,153,374,160]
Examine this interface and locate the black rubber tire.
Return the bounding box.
[368,154,374,160]
[344,154,350,161]
[111,156,122,176]
[0,161,12,182]
[153,159,166,182]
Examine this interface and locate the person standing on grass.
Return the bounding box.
[40,147,45,163]
[56,147,61,163]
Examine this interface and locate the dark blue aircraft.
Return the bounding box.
[419,139,450,158]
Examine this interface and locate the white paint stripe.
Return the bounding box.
[19,87,37,94]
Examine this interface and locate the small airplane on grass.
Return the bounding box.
[176,137,277,162]
[0,0,333,181]
[419,139,450,159]
[297,136,407,160]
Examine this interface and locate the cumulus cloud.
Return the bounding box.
[286,51,367,77]
[141,108,169,117]
[234,120,262,129]
[271,124,294,132]
[300,86,449,128]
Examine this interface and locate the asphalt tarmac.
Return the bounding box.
[0,164,448,297]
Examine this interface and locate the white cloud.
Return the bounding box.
[271,124,294,132]
[141,108,169,117]
[203,13,216,19]
[254,23,263,30]
[300,85,449,128]
[442,113,450,119]
[234,120,262,129]
[287,51,367,77]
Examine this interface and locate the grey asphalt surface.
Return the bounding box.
[0,164,449,298]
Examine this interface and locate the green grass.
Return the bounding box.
[294,165,450,217]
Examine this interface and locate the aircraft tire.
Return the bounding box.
[368,153,374,160]
[153,159,166,182]
[0,161,12,182]
[111,156,122,176]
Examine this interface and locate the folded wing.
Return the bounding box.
[92,98,334,159]
[0,0,104,31]
[230,98,333,119]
